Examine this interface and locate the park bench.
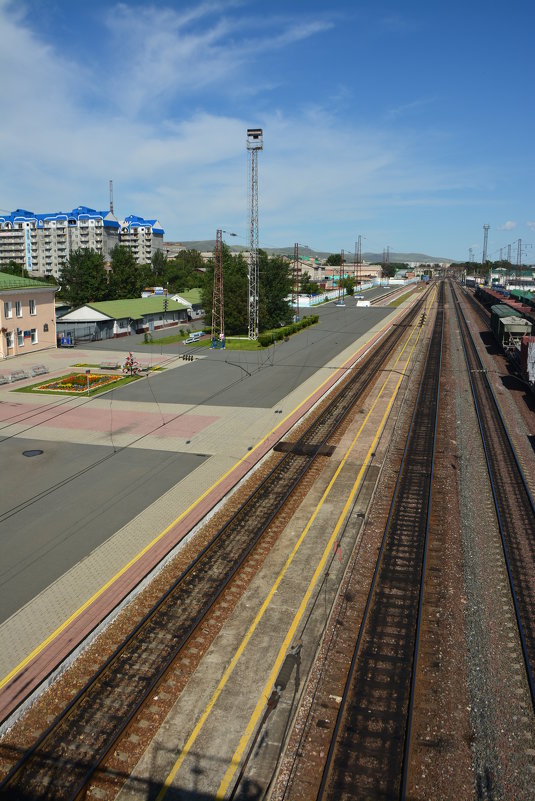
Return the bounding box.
[0,374,9,385]
[99,361,120,370]
[9,370,29,382]
[30,364,49,377]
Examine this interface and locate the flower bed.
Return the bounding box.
[35,373,121,393]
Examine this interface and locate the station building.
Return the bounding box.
[0,272,58,359]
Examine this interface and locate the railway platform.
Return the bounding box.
[0,300,411,728]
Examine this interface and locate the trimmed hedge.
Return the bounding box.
[258,314,319,347]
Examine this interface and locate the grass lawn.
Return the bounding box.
[15,372,141,396]
[140,331,192,346]
[389,289,418,307]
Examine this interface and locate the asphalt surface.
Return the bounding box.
[0,443,207,623]
[0,295,394,626]
[105,305,392,408]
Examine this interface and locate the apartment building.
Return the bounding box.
[119,215,164,265]
[0,206,164,276]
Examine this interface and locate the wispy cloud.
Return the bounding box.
[386,98,436,120]
[527,221,535,231]
[0,0,516,257]
[498,220,517,231]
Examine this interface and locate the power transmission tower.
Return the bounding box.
[482,224,490,266]
[507,244,512,264]
[211,229,225,349]
[247,128,263,340]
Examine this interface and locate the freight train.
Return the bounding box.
[474,286,535,393]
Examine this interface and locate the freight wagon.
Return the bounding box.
[489,305,535,392]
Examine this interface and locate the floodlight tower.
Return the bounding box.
[247,128,263,340]
[482,224,490,266]
[211,229,225,349]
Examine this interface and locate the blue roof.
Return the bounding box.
[1,206,162,234]
[123,214,164,235]
[0,206,120,229]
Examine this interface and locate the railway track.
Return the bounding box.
[314,282,445,801]
[0,292,429,799]
[451,282,535,707]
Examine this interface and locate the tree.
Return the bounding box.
[151,249,167,283]
[326,253,342,266]
[59,248,108,307]
[300,271,320,295]
[202,244,249,335]
[165,249,204,292]
[108,245,141,299]
[1,260,29,278]
[258,251,293,330]
[341,276,355,295]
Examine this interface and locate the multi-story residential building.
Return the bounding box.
[119,215,164,265]
[0,272,58,359]
[0,206,165,276]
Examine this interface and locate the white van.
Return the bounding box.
[356,300,370,307]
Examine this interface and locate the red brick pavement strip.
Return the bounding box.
[0,308,408,724]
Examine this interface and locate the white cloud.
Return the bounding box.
[498,220,517,231]
[0,1,498,254]
[527,221,535,231]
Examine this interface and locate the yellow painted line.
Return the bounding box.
[215,316,426,798]
[0,322,392,692]
[156,317,424,800]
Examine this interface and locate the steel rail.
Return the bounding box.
[317,283,444,801]
[451,282,535,709]
[0,293,429,800]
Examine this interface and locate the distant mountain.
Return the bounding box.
[171,241,453,264]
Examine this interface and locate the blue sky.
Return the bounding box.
[1,0,533,261]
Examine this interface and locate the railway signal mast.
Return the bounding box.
[247,128,263,340]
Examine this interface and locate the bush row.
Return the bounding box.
[258,315,319,347]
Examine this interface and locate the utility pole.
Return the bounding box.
[211,229,225,348]
[246,128,263,340]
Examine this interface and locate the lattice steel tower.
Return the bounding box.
[211,229,225,348]
[247,129,263,339]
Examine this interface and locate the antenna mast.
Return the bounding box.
[247,128,263,340]
[109,180,114,214]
